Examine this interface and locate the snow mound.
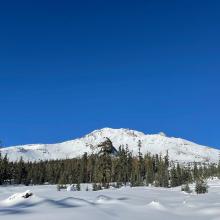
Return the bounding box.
[66,185,75,192]
[147,200,166,211]
[1,190,34,207]
[96,195,116,204]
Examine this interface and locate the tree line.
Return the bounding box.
[0,139,220,187]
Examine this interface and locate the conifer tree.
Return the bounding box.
[80,152,88,183]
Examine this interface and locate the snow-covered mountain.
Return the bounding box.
[1,128,219,163]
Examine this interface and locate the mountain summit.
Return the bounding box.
[1,128,219,163]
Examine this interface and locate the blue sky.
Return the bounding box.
[0,0,220,148]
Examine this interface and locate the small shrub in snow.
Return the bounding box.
[116,182,123,188]
[86,185,89,191]
[195,179,208,194]
[57,184,67,191]
[92,183,98,191]
[181,183,192,193]
[104,183,110,189]
[97,184,102,191]
[76,182,81,191]
[92,183,102,191]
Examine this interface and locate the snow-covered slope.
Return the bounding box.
[0,128,219,163]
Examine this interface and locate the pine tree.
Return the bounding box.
[15,157,27,184]
[145,153,154,185]
[137,140,144,185]
[96,139,112,187]
[193,162,199,180]
[170,165,178,187]
[162,151,169,187]
[80,152,88,183]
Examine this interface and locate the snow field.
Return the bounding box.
[0,179,220,220]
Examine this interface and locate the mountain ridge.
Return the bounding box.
[1,128,219,163]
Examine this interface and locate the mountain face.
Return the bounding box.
[1,128,219,164]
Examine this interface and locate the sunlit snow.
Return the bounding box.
[1,128,219,163]
[1,179,220,220]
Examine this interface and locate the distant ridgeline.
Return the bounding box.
[0,138,220,187]
[1,128,219,164]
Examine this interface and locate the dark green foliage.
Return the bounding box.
[76,182,81,191]
[96,141,112,187]
[195,179,208,194]
[97,184,102,190]
[116,182,123,188]
[92,183,102,191]
[0,138,219,188]
[57,184,67,191]
[113,145,132,185]
[80,153,88,183]
[92,183,98,191]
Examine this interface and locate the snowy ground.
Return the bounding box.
[1,179,220,220]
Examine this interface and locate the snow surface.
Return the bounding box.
[1,128,219,163]
[1,179,220,220]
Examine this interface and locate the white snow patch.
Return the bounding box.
[66,185,75,192]
[147,200,167,211]
[1,190,37,207]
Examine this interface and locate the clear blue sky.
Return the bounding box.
[0,0,220,148]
